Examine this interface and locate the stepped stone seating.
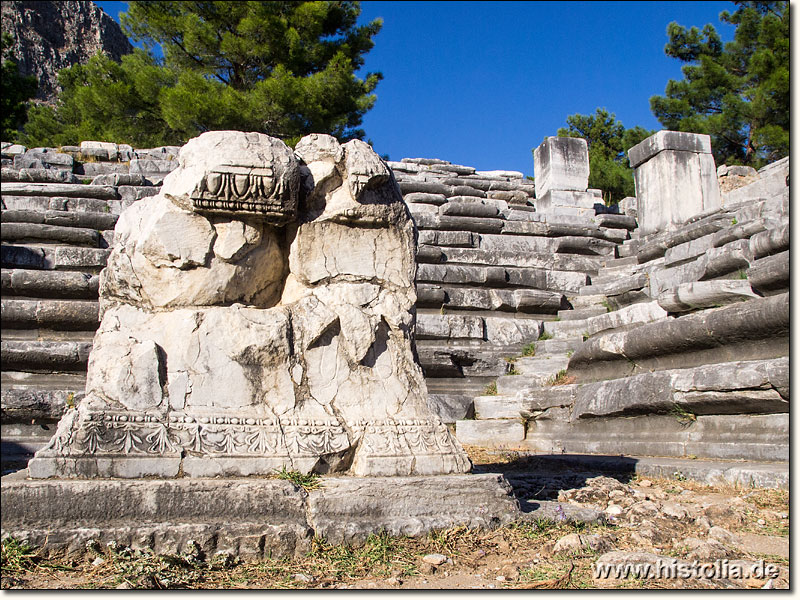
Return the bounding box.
[1,134,789,488]
[388,156,634,423]
[1,142,164,471]
[455,135,789,486]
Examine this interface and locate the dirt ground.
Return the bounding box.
[1,447,789,590]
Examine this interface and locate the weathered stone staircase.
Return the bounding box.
[1,143,169,471]
[454,161,789,487]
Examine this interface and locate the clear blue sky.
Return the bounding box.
[95,1,736,176]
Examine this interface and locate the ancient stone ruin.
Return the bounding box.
[0,129,789,558]
[27,131,469,478]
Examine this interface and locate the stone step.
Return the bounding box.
[498,453,788,490]
[1,298,99,330]
[523,413,788,463]
[1,243,110,272]
[1,208,119,230]
[583,301,669,336]
[542,318,590,340]
[416,262,587,294]
[558,306,607,321]
[455,419,525,447]
[532,338,585,355]
[1,372,84,421]
[496,372,562,395]
[601,255,639,268]
[417,246,602,274]
[0,222,105,247]
[417,284,564,314]
[426,393,474,423]
[0,182,118,199]
[0,339,92,372]
[1,268,100,299]
[512,354,570,376]
[579,272,648,296]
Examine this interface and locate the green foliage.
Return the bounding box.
[650,1,789,167]
[21,1,382,148]
[274,466,320,490]
[538,330,553,341]
[521,342,537,357]
[1,33,38,141]
[483,381,498,396]
[556,108,653,204]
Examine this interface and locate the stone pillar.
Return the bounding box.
[628,131,720,236]
[533,136,597,218]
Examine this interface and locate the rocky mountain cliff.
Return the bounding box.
[1,0,132,103]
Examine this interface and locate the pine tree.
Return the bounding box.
[650,1,788,167]
[22,1,382,148]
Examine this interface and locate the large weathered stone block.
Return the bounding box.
[29,131,470,479]
[628,131,720,236]
[533,136,590,198]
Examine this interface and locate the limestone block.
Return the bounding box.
[629,131,720,236]
[31,131,469,479]
[657,280,759,313]
[484,316,542,345]
[416,314,484,340]
[533,137,590,198]
[81,141,119,161]
[536,190,597,213]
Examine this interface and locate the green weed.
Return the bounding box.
[670,404,696,426]
[548,369,576,386]
[521,342,536,357]
[483,381,498,396]
[538,331,553,341]
[274,467,320,490]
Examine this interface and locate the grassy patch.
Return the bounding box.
[273,467,320,491]
[669,404,696,426]
[483,381,498,396]
[521,342,536,357]
[548,369,576,386]
[538,331,553,341]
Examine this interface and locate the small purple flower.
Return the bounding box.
[555,504,567,522]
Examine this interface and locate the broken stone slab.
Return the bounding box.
[711,218,767,248]
[6,167,78,184]
[128,158,179,175]
[570,357,788,420]
[13,150,74,169]
[555,235,617,256]
[746,250,789,293]
[636,214,732,263]
[475,169,525,179]
[1,473,520,559]
[1,208,118,230]
[582,303,670,342]
[533,136,590,197]
[657,280,759,313]
[77,162,131,177]
[536,189,597,213]
[696,239,753,280]
[749,225,789,259]
[569,293,789,375]
[579,273,648,297]
[723,167,789,206]
[415,247,603,274]
[647,260,706,297]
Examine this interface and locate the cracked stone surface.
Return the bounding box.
[29,131,470,478]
